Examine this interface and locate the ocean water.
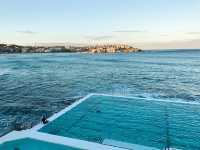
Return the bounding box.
[0,50,200,135]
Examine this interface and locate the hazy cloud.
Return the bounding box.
[85,35,114,41]
[16,30,37,34]
[113,30,147,33]
[186,32,200,35]
[160,34,169,37]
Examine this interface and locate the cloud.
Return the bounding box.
[85,35,114,41]
[16,30,37,34]
[186,32,200,35]
[134,39,200,49]
[160,34,169,37]
[113,30,147,33]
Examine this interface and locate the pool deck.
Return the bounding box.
[0,93,192,150]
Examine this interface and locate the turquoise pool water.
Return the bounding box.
[40,95,200,150]
[0,138,79,150]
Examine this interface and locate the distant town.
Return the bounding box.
[0,43,142,54]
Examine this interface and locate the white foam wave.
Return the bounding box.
[0,68,11,76]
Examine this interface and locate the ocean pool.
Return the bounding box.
[39,94,200,150]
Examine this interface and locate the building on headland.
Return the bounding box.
[86,44,142,53]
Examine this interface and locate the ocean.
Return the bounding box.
[0,50,200,135]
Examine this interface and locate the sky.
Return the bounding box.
[0,0,200,49]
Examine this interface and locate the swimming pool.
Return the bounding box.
[39,94,200,150]
[0,138,79,150]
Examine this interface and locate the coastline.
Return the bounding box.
[0,43,142,54]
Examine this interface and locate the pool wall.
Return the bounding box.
[0,130,127,150]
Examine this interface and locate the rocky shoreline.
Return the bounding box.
[0,44,142,54]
